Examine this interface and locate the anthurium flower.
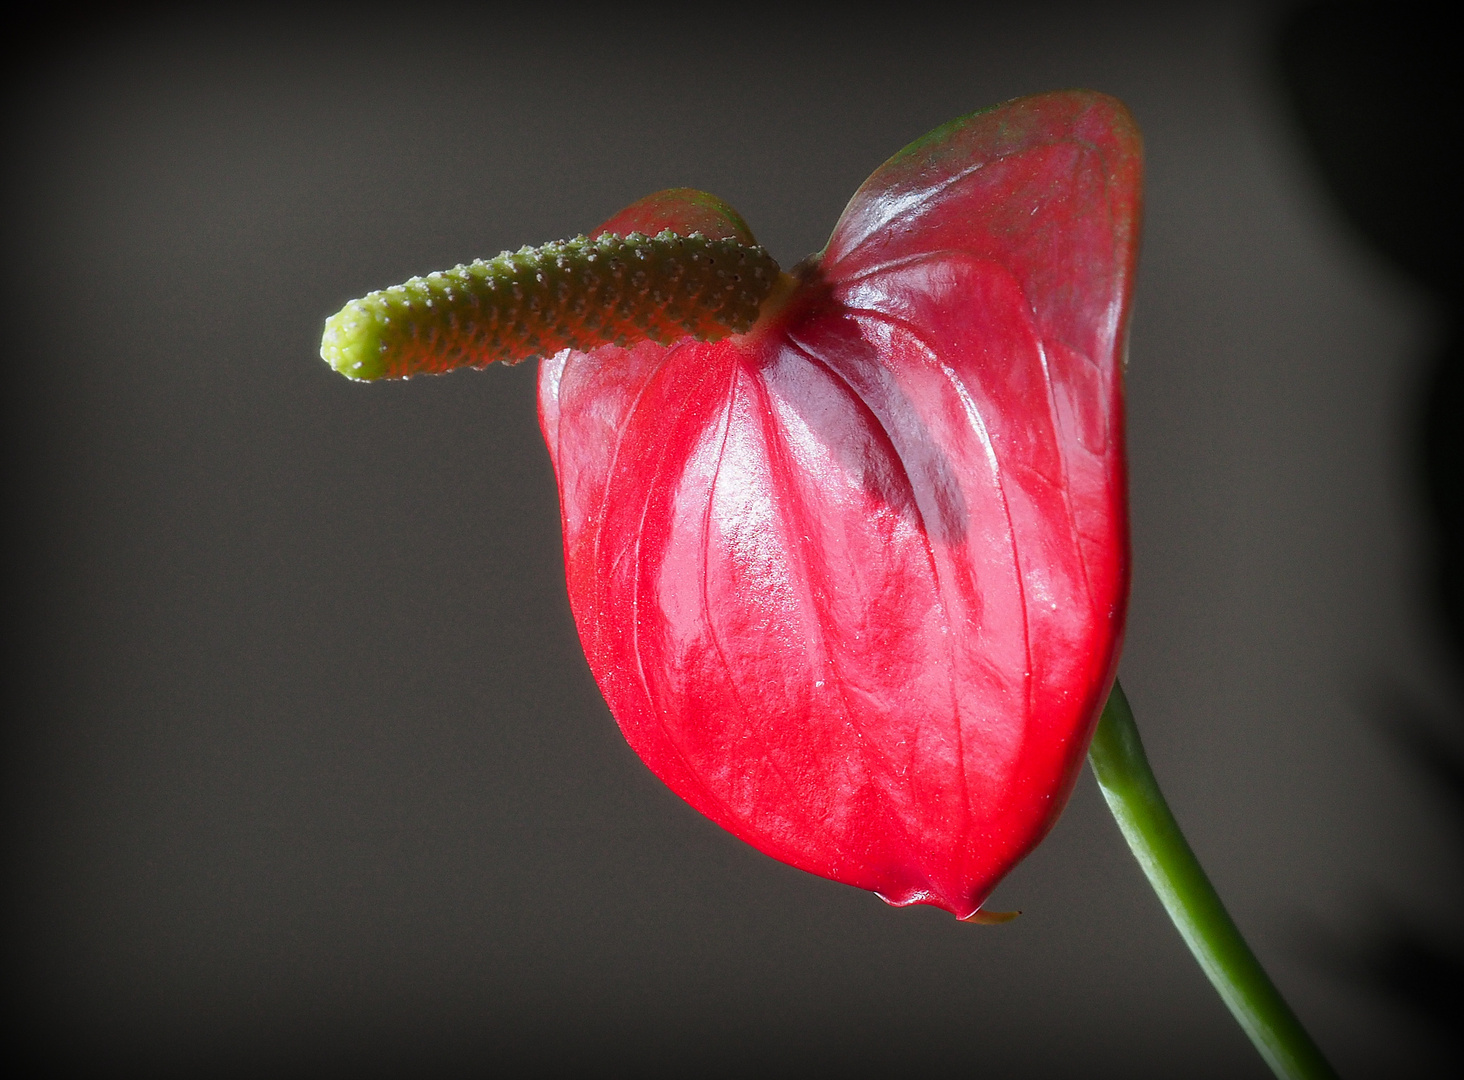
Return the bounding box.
[321,91,1345,1077]
[323,90,1142,920]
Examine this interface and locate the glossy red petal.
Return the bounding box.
[538,92,1140,918]
[594,187,758,244]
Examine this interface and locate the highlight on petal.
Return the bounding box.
[595,187,760,246]
[539,92,1141,918]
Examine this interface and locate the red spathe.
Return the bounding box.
[537,91,1142,918]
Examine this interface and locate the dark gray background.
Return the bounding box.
[4,2,1458,1076]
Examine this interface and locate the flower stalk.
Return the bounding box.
[1089,682,1338,1080]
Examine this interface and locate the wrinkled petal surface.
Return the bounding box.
[538,91,1141,918]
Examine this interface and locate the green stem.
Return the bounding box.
[1087,681,1337,1080]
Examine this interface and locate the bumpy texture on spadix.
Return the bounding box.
[322,229,779,380]
[538,91,1140,919]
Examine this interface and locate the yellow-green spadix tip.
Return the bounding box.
[320,302,389,382]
